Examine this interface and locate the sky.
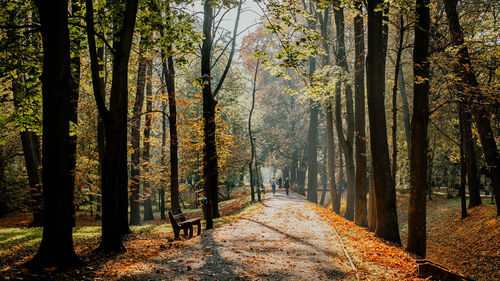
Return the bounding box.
[188,0,265,47]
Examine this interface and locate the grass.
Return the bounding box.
[0,190,256,272]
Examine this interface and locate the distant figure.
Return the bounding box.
[284,178,290,196]
[271,177,276,195]
[278,177,282,188]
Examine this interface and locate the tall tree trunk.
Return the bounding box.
[459,110,468,219]
[201,1,216,228]
[458,103,482,207]
[95,46,105,221]
[69,0,81,227]
[27,0,78,268]
[443,0,500,215]
[164,46,181,214]
[391,15,405,186]
[367,0,401,244]
[399,68,411,158]
[202,0,242,219]
[334,5,355,220]
[297,149,308,195]
[143,62,154,221]
[320,155,327,206]
[319,6,339,213]
[407,0,430,257]
[248,60,259,202]
[368,164,377,232]
[129,39,147,226]
[160,94,167,220]
[307,99,319,203]
[291,150,298,188]
[354,6,367,227]
[86,0,138,252]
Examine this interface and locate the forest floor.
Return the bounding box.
[0,190,423,280]
[398,194,500,281]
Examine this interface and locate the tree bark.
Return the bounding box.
[391,15,405,186]
[165,46,181,214]
[399,67,411,157]
[27,0,78,268]
[334,5,355,220]
[129,38,148,226]
[143,62,154,221]
[367,0,401,244]
[458,103,482,207]
[354,6,367,227]
[407,0,430,257]
[443,0,499,215]
[86,0,139,252]
[201,1,216,228]
[459,110,468,219]
[248,60,259,202]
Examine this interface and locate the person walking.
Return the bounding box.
[278,177,282,189]
[284,178,290,196]
[271,177,276,195]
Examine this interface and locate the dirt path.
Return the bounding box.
[122,191,356,280]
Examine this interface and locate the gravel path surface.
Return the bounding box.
[122,191,356,280]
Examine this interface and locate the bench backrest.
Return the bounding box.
[168,211,186,226]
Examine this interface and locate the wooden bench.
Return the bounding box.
[167,211,201,239]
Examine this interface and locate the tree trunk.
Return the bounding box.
[326,104,339,213]
[291,150,298,188]
[443,0,499,215]
[307,99,319,203]
[368,165,377,232]
[366,0,401,244]
[459,112,468,219]
[69,0,82,228]
[407,0,430,257]
[458,103,482,207]
[129,39,147,226]
[354,6,367,227]
[248,60,259,202]
[95,46,105,221]
[297,149,308,195]
[320,155,327,206]
[27,0,78,268]
[201,1,216,228]
[399,68,411,157]
[391,15,405,186]
[86,0,138,252]
[334,5,355,221]
[143,62,154,221]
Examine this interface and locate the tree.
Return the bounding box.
[366,0,401,244]
[26,0,79,268]
[443,0,499,215]
[407,0,431,258]
[353,2,367,227]
[142,62,154,221]
[201,0,242,226]
[333,1,355,220]
[130,37,148,226]
[85,0,139,252]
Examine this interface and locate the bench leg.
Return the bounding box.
[174,229,180,239]
[197,222,201,235]
[189,225,193,237]
[183,226,188,237]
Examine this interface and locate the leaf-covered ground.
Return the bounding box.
[398,194,500,281]
[1,191,425,280]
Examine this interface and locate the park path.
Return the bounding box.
[122,191,357,280]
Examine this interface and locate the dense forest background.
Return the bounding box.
[0,0,498,278]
